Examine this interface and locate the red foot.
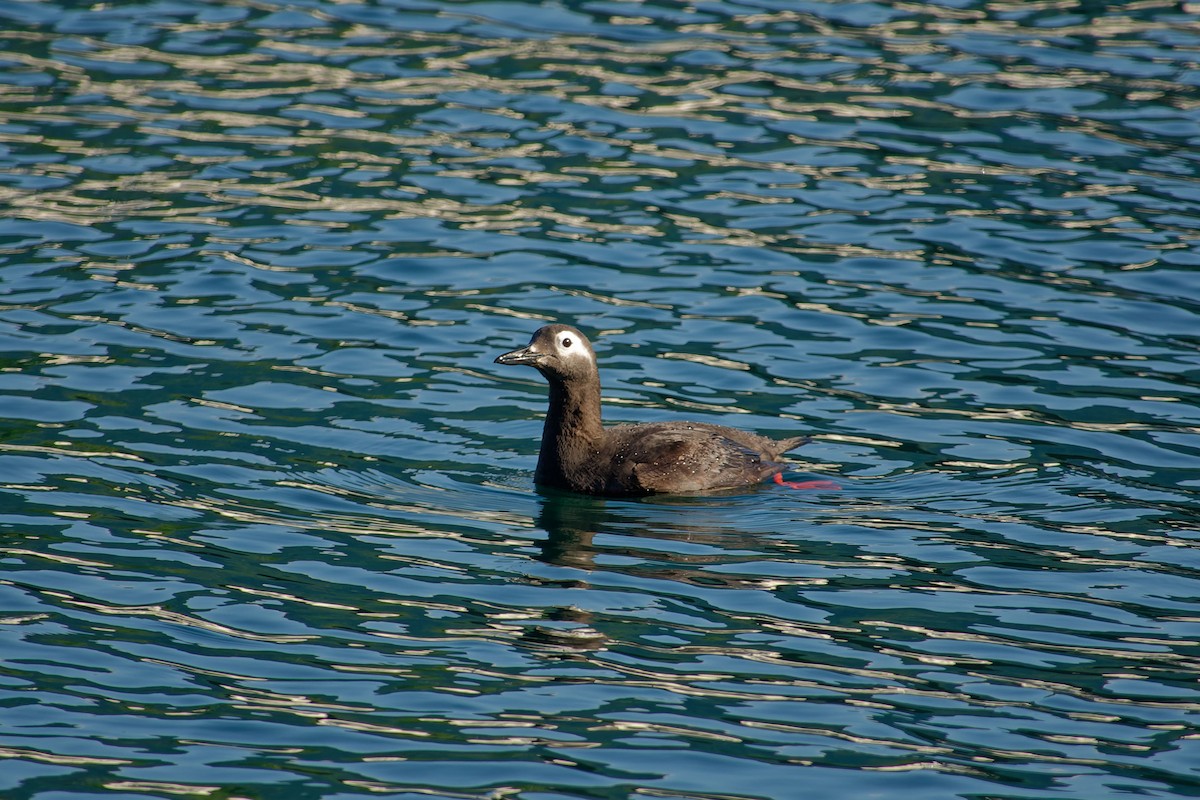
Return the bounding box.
[774,472,841,491]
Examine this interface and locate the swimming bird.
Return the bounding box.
[494,324,809,496]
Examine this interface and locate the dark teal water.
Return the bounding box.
[2,1,1199,798]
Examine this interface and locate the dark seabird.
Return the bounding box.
[495,324,813,497]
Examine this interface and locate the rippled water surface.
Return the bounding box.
[2,1,1199,798]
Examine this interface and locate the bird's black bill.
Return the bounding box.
[495,345,542,366]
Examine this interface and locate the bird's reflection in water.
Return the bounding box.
[510,489,604,650]
[534,487,607,570]
[524,486,796,650]
[532,485,791,578]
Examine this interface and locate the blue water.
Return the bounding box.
[2,1,1199,798]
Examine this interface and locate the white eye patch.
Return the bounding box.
[556,331,592,360]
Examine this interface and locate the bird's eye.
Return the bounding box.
[562,337,573,348]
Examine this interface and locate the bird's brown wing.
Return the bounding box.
[602,424,785,494]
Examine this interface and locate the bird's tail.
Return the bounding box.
[774,435,809,456]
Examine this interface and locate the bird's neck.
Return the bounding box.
[537,375,604,484]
